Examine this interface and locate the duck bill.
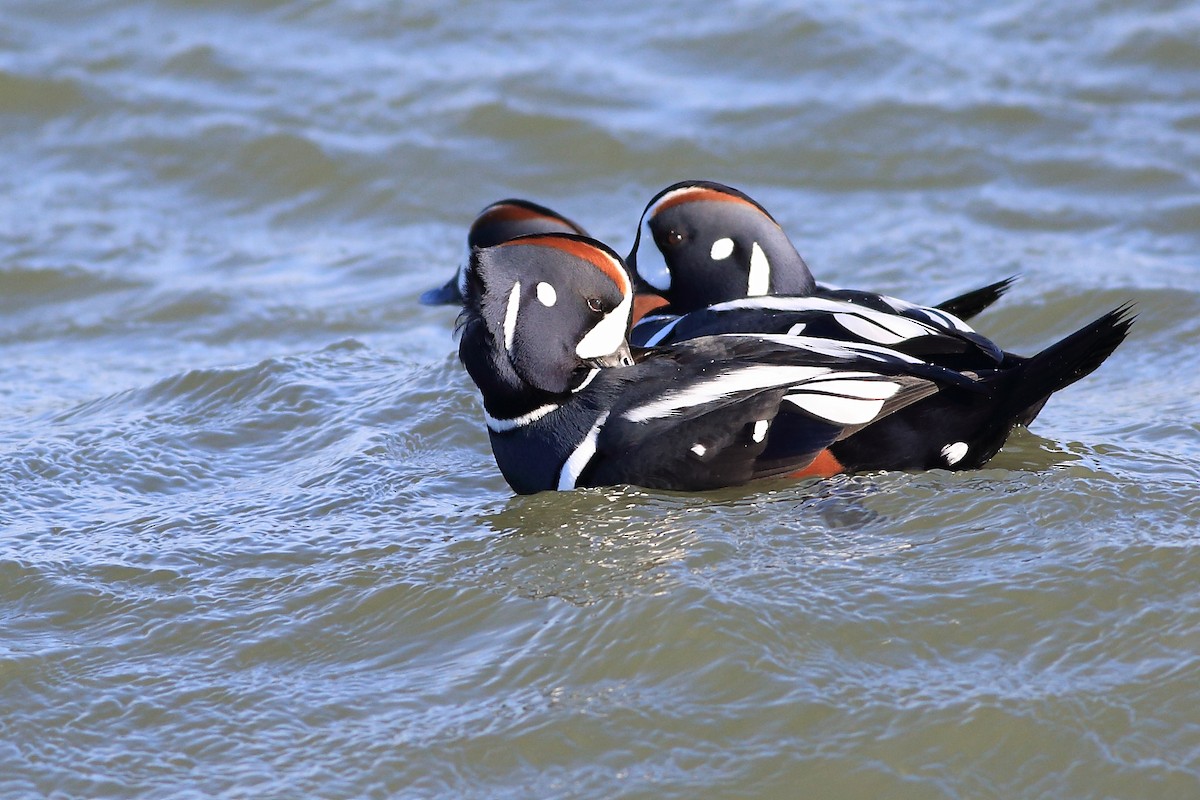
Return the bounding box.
[588,341,635,369]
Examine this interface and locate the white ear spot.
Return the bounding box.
[752,419,769,442]
[690,443,707,457]
[710,237,734,260]
[748,242,770,296]
[536,281,557,307]
[942,442,969,466]
[503,281,521,353]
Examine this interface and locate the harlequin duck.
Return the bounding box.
[457,234,1135,493]
[626,180,1015,332]
[420,198,588,306]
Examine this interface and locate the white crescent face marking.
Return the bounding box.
[747,242,770,296]
[536,281,557,307]
[710,237,734,260]
[942,441,969,465]
[558,411,609,490]
[575,288,633,360]
[503,281,521,353]
[637,214,673,291]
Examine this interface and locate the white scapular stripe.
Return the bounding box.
[834,311,933,345]
[785,393,887,425]
[941,441,969,465]
[558,412,609,490]
[710,237,734,260]
[747,242,770,296]
[880,294,973,333]
[724,333,926,364]
[623,364,831,423]
[485,402,560,433]
[783,373,901,425]
[503,281,522,353]
[640,315,684,346]
[576,288,633,360]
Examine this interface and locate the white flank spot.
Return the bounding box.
[558,412,609,490]
[690,443,707,457]
[752,419,769,442]
[747,242,771,296]
[576,288,633,360]
[503,281,521,353]
[623,364,830,423]
[536,281,557,307]
[942,441,969,465]
[710,237,734,260]
[640,315,684,347]
[485,402,560,433]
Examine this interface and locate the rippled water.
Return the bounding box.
[2,1,1199,797]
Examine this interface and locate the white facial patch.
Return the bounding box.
[576,287,633,360]
[710,237,734,260]
[536,281,557,307]
[747,242,770,296]
[942,441,969,465]
[503,281,521,353]
[636,213,673,291]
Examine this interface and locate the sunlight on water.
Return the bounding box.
[1,0,1198,797]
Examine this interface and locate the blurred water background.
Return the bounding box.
[1,1,1198,797]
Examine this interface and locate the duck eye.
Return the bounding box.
[587,297,604,313]
[665,229,685,247]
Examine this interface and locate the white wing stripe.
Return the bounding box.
[784,394,887,425]
[623,364,831,422]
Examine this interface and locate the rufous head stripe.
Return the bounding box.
[500,235,631,295]
[479,203,560,225]
[653,186,760,216]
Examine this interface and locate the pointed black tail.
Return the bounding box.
[935,276,1018,321]
[1008,304,1136,425]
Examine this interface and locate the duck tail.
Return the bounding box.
[934,275,1018,321]
[1007,304,1136,425]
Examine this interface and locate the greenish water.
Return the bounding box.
[1,1,1198,797]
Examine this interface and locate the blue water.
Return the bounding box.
[2,1,1199,797]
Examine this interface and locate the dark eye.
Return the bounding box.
[587,297,604,313]
[665,230,685,246]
